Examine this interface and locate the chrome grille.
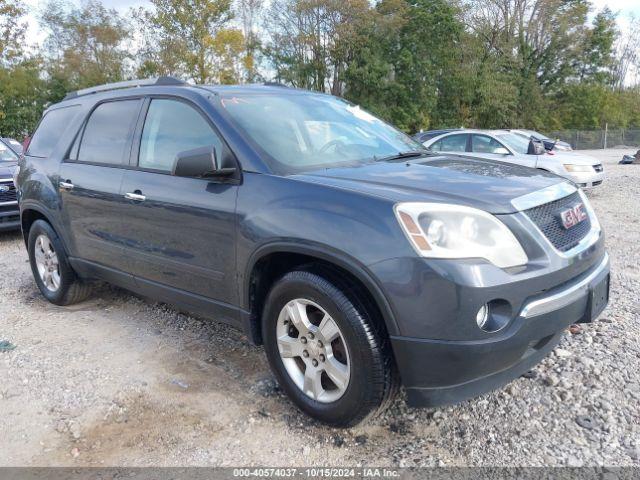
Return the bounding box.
[524,192,591,252]
[0,180,17,203]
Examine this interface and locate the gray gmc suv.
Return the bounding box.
[16,78,610,426]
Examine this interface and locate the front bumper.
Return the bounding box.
[564,170,604,188]
[387,252,610,408]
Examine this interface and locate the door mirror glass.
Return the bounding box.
[173,145,235,178]
[494,147,510,155]
[528,139,546,156]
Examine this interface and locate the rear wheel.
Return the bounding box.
[262,270,398,427]
[27,220,92,305]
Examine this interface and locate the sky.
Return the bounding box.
[21,0,640,53]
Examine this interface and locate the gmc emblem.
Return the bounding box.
[559,203,587,229]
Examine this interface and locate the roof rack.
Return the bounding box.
[63,77,187,100]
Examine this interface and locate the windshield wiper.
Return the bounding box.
[374,150,431,162]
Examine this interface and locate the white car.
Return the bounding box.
[421,129,604,188]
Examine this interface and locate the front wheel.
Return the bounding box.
[262,270,398,427]
[27,219,92,305]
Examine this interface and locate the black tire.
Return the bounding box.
[262,269,398,427]
[27,219,92,305]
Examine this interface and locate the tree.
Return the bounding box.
[576,8,618,85]
[344,0,465,132]
[133,6,185,79]
[236,0,263,82]
[40,0,133,93]
[264,0,373,95]
[140,0,235,84]
[612,16,640,89]
[0,0,27,65]
[464,0,591,127]
[0,0,46,137]
[211,28,246,84]
[0,59,48,137]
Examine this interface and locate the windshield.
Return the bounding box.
[519,129,550,141]
[220,93,425,173]
[0,142,18,162]
[495,133,532,155]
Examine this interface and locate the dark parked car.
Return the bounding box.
[0,140,19,231]
[16,78,610,426]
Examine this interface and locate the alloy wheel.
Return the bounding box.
[34,234,61,292]
[276,298,350,403]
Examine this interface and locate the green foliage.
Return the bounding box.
[40,0,132,91]
[138,0,237,84]
[0,59,48,137]
[0,0,27,65]
[0,0,639,139]
[577,8,618,85]
[343,0,464,132]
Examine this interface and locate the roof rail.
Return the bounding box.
[63,77,187,100]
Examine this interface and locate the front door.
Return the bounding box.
[58,98,143,273]
[468,134,537,168]
[119,98,239,314]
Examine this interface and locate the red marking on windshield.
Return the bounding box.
[221,97,251,108]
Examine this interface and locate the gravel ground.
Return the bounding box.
[0,149,638,467]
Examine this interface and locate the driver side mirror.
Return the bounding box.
[172,145,236,178]
[527,139,546,156]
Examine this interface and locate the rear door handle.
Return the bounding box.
[124,192,146,202]
[59,181,74,190]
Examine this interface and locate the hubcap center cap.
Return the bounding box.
[305,338,323,358]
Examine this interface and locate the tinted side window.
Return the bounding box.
[430,134,467,152]
[472,135,506,154]
[27,106,80,158]
[78,100,141,165]
[138,99,223,172]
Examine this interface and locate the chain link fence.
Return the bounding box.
[546,129,640,150]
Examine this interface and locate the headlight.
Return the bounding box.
[564,164,593,173]
[394,203,528,268]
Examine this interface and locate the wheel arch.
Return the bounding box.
[243,243,400,345]
[20,205,68,253]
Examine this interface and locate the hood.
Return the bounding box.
[0,163,17,179]
[549,151,599,165]
[294,155,567,214]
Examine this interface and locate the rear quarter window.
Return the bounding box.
[27,105,80,158]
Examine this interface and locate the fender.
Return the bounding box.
[19,201,72,254]
[243,241,401,336]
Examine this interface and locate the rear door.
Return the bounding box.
[58,98,143,273]
[119,97,239,313]
[426,133,469,154]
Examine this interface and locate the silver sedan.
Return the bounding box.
[420,129,604,188]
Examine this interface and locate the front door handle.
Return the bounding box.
[124,192,146,202]
[59,180,74,190]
